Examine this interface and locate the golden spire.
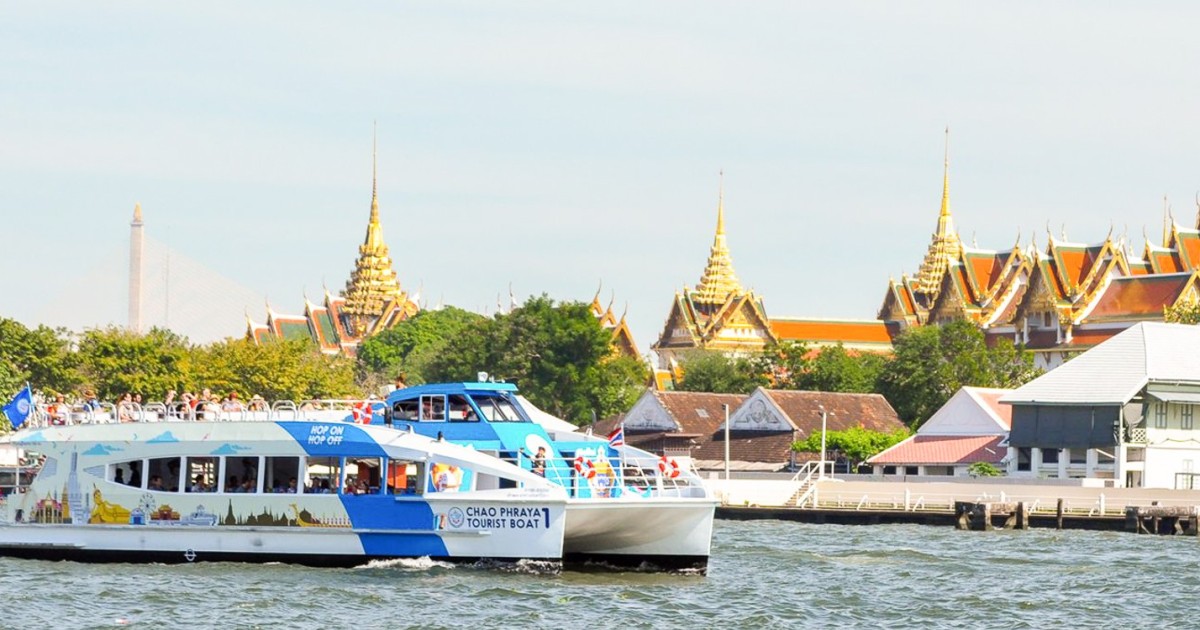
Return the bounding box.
[694,170,744,304]
[914,128,962,296]
[342,127,406,336]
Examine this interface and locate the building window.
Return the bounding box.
[1041,448,1059,464]
[1155,402,1168,429]
[1183,405,1195,430]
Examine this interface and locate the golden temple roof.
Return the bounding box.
[693,174,745,304]
[915,128,962,296]
[342,130,405,336]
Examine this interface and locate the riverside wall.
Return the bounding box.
[702,474,1200,516]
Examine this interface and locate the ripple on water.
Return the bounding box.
[0,521,1193,627]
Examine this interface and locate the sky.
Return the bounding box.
[4,2,1200,355]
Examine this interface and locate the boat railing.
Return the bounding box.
[23,398,380,428]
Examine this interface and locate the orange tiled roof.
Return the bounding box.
[1087,273,1191,320]
[770,319,895,345]
[868,435,1005,466]
[1176,231,1200,270]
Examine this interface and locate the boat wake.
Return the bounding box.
[355,557,456,571]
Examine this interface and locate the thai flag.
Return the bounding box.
[607,425,625,447]
[3,385,33,429]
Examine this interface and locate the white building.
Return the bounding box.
[867,387,1011,477]
[1002,322,1200,488]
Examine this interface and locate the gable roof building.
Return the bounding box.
[867,386,1011,476]
[1001,322,1200,487]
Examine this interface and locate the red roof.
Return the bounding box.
[868,435,1006,466]
[1087,274,1191,320]
[770,319,895,345]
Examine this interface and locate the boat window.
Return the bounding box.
[109,460,144,488]
[420,395,446,421]
[344,457,383,494]
[471,395,524,422]
[185,457,220,493]
[387,459,424,496]
[224,457,260,493]
[429,461,472,493]
[448,394,478,422]
[393,400,419,421]
[264,456,300,493]
[147,457,182,492]
[305,457,340,494]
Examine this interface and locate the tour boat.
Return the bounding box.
[371,382,717,571]
[0,420,567,566]
[0,381,716,572]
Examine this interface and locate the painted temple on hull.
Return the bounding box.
[247,140,418,355]
[651,177,894,377]
[878,135,1200,370]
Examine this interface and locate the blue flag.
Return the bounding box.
[2,386,33,429]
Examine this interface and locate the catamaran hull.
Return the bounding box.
[0,511,566,567]
[563,499,716,572]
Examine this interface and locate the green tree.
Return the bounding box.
[193,338,360,402]
[75,327,192,400]
[877,320,1040,427]
[357,307,485,386]
[677,350,767,394]
[967,461,1003,477]
[791,426,910,467]
[0,318,79,395]
[424,296,647,423]
[790,344,885,393]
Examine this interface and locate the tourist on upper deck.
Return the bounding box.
[46,393,69,426]
[222,392,244,413]
[117,392,136,423]
[81,389,100,412]
[393,374,407,391]
[248,395,268,412]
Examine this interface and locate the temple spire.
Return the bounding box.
[342,128,405,336]
[914,128,962,296]
[940,126,951,218]
[694,170,744,304]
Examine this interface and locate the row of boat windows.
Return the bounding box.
[104,456,454,496]
[390,394,523,423]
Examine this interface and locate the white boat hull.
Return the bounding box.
[563,498,716,571]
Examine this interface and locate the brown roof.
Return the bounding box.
[760,389,905,436]
[692,431,797,466]
[594,390,746,438]
[1087,273,1191,321]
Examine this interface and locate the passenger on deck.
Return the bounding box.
[117,392,135,423]
[533,447,547,477]
[81,389,100,412]
[248,395,268,412]
[47,394,68,426]
[222,392,244,413]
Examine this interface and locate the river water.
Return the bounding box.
[0,519,1191,628]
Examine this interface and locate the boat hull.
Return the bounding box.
[563,498,716,572]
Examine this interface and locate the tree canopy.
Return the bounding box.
[419,296,648,424]
[676,351,768,394]
[876,319,1039,427]
[356,306,485,387]
[791,426,910,466]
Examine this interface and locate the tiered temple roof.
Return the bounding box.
[247,137,418,354]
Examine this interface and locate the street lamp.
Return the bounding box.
[818,404,828,480]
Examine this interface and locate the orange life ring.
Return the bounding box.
[658,456,681,479]
[573,455,597,479]
[352,401,373,424]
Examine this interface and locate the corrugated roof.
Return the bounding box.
[867,435,1006,466]
[1003,322,1200,404]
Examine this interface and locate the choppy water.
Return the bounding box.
[1,520,1194,628]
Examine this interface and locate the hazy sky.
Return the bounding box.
[4,2,1200,354]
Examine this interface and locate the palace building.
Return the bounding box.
[246,139,418,356]
[878,135,1200,370]
[650,178,893,379]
